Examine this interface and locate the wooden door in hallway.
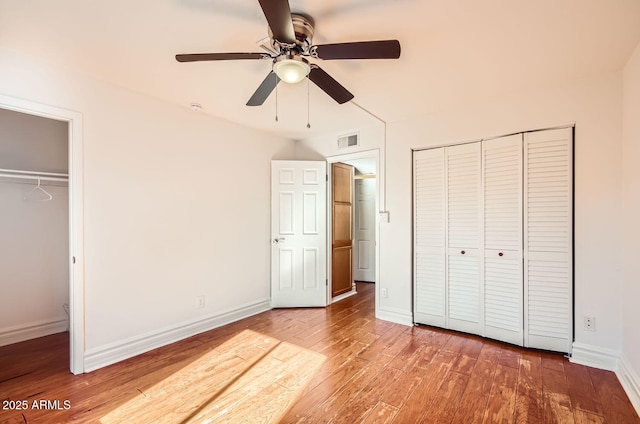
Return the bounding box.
[332,163,353,297]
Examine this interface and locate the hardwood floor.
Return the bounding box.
[1,282,638,423]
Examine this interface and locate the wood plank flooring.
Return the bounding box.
[1,282,638,423]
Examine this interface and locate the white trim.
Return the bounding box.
[0,94,85,375]
[570,342,619,371]
[377,306,413,327]
[617,355,640,416]
[332,289,358,303]
[0,319,68,347]
[84,299,271,372]
[326,149,381,165]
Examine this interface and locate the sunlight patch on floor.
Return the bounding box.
[100,329,325,423]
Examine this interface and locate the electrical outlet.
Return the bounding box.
[196,295,205,309]
[584,316,596,331]
[381,288,388,298]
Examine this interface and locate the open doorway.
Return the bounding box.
[0,94,84,374]
[326,150,379,305]
[0,108,69,353]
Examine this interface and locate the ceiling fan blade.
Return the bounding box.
[246,71,280,106]
[175,53,270,62]
[308,66,354,104]
[313,40,401,60]
[258,0,296,44]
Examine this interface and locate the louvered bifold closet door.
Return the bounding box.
[524,128,573,353]
[446,142,483,335]
[414,148,446,327]
[483,134,524,346]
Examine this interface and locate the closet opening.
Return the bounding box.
[0,95,84,374]
[0,108,69,355]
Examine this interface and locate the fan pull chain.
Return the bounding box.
[275,76,279,122]
[306,77,311,129]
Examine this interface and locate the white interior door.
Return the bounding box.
[354,178,376,282]
[482,134,524,346]
[414,148,446,327]
[271,160,327,307]
[524,128,573,353]
[446,142,484,335]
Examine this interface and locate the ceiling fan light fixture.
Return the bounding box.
[273,55,310,84]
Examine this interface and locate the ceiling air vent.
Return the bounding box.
[337,133,359,149]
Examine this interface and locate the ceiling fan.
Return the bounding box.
[175,0,401,106]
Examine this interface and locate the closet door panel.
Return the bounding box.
[524,128,573,353]
[483,135,524,345]
[448,249,481,328]
[446,142,483,335]
[414,148,446,326]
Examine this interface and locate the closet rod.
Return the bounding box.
[0,172,68,182]
[0,167,69,182]
[0,167,68,178]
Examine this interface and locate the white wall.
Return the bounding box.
[295,122,385,160]
[0,49,294,367]
[0,108,68,172]
[621,40,640,411]
[0,183,69,344]
[297,72,625,356]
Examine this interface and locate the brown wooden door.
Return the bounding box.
[332,163,353,297]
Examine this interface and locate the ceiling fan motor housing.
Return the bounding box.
[269,13,315,54]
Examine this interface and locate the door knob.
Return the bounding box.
[461,250,465,255]
[498,252,504,257]
[273,237,285,244]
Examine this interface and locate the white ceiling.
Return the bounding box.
[1,0,640,140]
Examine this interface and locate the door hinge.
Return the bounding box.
[72,256,76,264]
[326,174,328,181]
[326,279,328,286]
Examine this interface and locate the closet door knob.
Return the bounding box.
[498,252,504,257]
[461,250,466,255]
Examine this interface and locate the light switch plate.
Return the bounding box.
[379,212,389,223]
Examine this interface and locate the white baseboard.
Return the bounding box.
[376,306,413,326]
[570,342,619,371]
[332,289,358,304]
[0,318,68,347]
[84,299,271,372]
[617,355,640,416]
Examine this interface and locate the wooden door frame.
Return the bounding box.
[0,94,85,374]
[326,149,380,309]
